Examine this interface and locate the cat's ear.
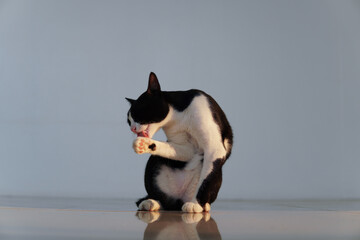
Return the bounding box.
[125,97,135,105]
[147,72,161,94]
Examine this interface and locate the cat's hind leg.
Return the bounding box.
[196,159,223,210]
[182,156,224,212]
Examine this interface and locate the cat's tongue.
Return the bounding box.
[137,131,149,138]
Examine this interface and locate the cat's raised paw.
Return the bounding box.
[138,199,161,211]
[133,137,155,154]
[182,202,203,213]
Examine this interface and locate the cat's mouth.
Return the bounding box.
[133,125,150,138]
[137,130,149,138]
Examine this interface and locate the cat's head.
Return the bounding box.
[126,72,170,138]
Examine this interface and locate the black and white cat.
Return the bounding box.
[126,72,233,213]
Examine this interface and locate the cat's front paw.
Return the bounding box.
[138,199,161,211]
[133,137,156,154]
[182,202,203,213]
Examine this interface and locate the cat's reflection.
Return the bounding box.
[136,211,221,240]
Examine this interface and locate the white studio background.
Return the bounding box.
[0,0,359,200]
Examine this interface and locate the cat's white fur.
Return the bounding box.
[129,95,227,212]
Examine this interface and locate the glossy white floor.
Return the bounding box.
[1,196,360,240]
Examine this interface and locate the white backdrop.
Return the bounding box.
[1,0,359,199]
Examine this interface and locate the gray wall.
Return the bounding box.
[1,0,359,199]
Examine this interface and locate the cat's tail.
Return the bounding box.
[224,137,233,159]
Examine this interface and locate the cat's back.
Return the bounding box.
[163,89,203,112]
[163,89,229,120]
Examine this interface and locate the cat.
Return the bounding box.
[126,72,233,213]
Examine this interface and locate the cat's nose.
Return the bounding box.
[131,126,137,133]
